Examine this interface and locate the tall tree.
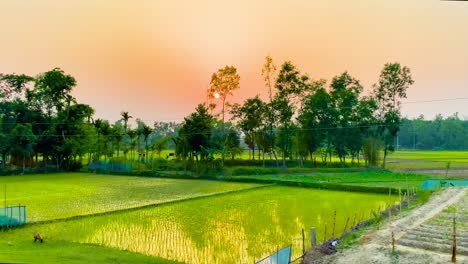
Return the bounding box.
[208,65,240,164]
[10,123,36,172]
[373,63,414,168]
[273,61,311,167]
[261,55,279,165]
[329,72,363,165]
[230,96,266,160]
[179,104,214,162]
[120,111,132,133]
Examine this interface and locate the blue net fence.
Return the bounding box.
[88,161,132,173]
[255,246,292,264]
[0,205,26,227]
[422,179,468,190]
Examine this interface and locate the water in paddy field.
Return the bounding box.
[9,186,398,264]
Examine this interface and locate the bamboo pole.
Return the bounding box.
[452,217,457,263]
[342,217,350,237]
[332,211,336,239]
[302,228,306,255]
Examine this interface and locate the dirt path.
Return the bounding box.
[304,187,468,264]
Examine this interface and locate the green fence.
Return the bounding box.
[0,205,26,227]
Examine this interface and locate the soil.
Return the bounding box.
[303,187,468,264]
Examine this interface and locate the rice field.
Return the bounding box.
[1,186,398,264]
[0,173,260,221]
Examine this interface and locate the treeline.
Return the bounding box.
[398,114,468,150]
[0,57,415,172]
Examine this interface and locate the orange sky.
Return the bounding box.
[1,0,467,123]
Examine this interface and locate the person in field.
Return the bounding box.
[34,232,43,243]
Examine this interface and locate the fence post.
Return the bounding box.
[332,211,336,239]
[392,231,395,253]
[302,228,306,255]
[310,228,316,248]
[452,216,457,263]
[399,188,402,211]
[323,224,327,243]
[18,204,21,224]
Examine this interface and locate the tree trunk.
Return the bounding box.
[382,147,387,169]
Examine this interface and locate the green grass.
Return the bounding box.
[0,240,180,264]
[0,173,259,221]
[1,186,398,264]
[387,150,468,171]
[389,150,468,162]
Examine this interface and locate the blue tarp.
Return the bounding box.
[422,179,468,191]
[256,246,292,264]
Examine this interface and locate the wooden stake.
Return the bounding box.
[392,231,395,253]
[310,228,317,248]
[323,224,327,243]
[342,217,350,237]
[399,188,402,211]
[332,211,336,239]
[452,217,457,263]
[302,228,306,255]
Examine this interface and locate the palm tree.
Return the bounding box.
[141,124,153,162]
[120,111,132,133]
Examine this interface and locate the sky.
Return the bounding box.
[1,0,467,124]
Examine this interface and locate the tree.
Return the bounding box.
[10,123,36,172]
[179,104,214,162]
[262,55,277,102]
[230,96,266,160]
[153,136,170,159]
[32,68,77,116]
[273,62,312,167]
[207,66,240,165]
[298,86,336,163]
[261,55,279,165]
[329,72,363,165]
[120,111,132,133]
[373,63,414,168]
[0,74,34,100]
[138,122,153,162]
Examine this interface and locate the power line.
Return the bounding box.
[1,96,467,126]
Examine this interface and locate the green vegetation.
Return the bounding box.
[387,150,468,171]
[398,115,468,151]
[0,240,180,264]
[0,173,259,221]
[225,171,439,191]
[1,186,398,264]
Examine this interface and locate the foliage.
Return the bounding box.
[372,63,414,168]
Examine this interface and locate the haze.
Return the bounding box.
[1,0,467,123]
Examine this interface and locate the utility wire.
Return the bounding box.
[1,96,467,126]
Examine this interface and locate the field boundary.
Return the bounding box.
[10,184,271,227]
[224,177,409,194]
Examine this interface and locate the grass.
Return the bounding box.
[387,150,468,171]
[0,240,180,264]
[1,186,398,264]
[0,173,259,221]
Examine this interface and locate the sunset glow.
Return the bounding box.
[1,0,467,122]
